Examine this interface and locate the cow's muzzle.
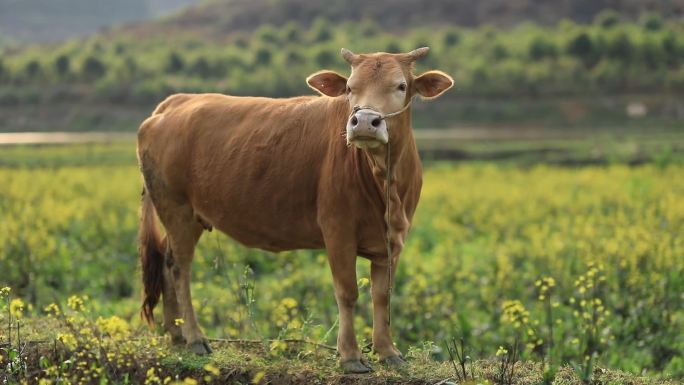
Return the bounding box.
[346,108,389,148]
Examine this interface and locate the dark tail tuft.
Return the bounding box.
[139,187,164,325]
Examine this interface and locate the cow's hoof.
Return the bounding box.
[341,359,372,374]
[188,340,213,355]
[379,354,406,367]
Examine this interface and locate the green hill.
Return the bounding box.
[1,0,684,132]
[0,0,196,43]
[127,0,684,39]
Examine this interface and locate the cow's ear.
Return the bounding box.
[306,71,348,97]
[413,71,454,99]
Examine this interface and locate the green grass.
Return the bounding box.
[2,317,678,385]
[1,143,683,383]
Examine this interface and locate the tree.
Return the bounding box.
[567,32,596,67]
[190,57,212,79]
[529,37,557,61]
[444,30,460,47]
[662,32,682,67]
[641,37,665,70]
[594,9,620,29]
[641,14,663,32]
[282,22,301,43]
[256,25,278,45]
[165,52,185,74]
[359,19,378,38]
[54,54,70,78]
[25,60,42,79]
[124,57,138,78]
[385,41,402,53]
[114,43,126,55]
[235,37,249,49]
[310,18,332,43]
[606,32,633,62]
[315,50,335,68]
[254,48,272,67]
[490,44,508,61]
[82,56,106,79]
[285,50,304,66]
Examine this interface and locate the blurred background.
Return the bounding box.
[1,1,684,382]
[0,0,683,162]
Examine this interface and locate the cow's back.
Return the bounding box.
[138,93,347,251]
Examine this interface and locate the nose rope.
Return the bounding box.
[349,97,414,122]
[348,97,414,331]
[385,132,393,329]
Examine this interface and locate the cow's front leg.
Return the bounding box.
[371,256,404,365]
[325,241,370,373]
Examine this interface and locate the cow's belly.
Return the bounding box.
[205,207,324,253]
[188,167,325,253]
[356,218,393,260]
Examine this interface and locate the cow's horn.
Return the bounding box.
[408,47,430,61]
[341,48,356,64]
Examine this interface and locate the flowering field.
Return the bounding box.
[0,144,683,383]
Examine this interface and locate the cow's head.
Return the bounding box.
[306,47,453,149]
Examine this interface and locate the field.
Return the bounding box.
[1,142,683,384]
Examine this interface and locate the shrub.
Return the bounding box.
[82,56,107,80]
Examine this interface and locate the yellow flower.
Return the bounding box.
[44,303,60,316]
[57,333,78,350]
[501,300,529,329]
[0,287,10,297]
[67,295,86,312]
[96,316,129,339]
[145,367,161,385]
[269,340,287,356]
[280,297,297,309]
[203,363,220,376]
[10,298,25,318]
[495,346,508,356]
[252,371,266,384]
[174,318,185,326]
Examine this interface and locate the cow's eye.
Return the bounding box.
[398,83,407,92]
[346,86,352,94]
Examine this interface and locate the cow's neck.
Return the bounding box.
[363,110,416,182]
[360,110,416,259]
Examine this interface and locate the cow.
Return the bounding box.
[137,47,453,373]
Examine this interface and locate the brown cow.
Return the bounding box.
[137,47,453,373]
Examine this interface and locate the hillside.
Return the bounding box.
[1,0,684,132]
[0,0,196,43]
[4,0,682,44]
[123,0,684,39]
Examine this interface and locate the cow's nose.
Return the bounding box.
[347,109,387,141]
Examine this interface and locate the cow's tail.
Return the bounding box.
[139,186,164,325]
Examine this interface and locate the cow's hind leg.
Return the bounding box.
[157,203,209,354]
[161,236,184,345]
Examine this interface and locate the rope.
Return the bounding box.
[385,137,392,327]
[349,98,415,330]
[349,98,414,330]
[350,98,413,121]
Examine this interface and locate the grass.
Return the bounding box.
[1,142,684,383]
[1,316,678,385]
